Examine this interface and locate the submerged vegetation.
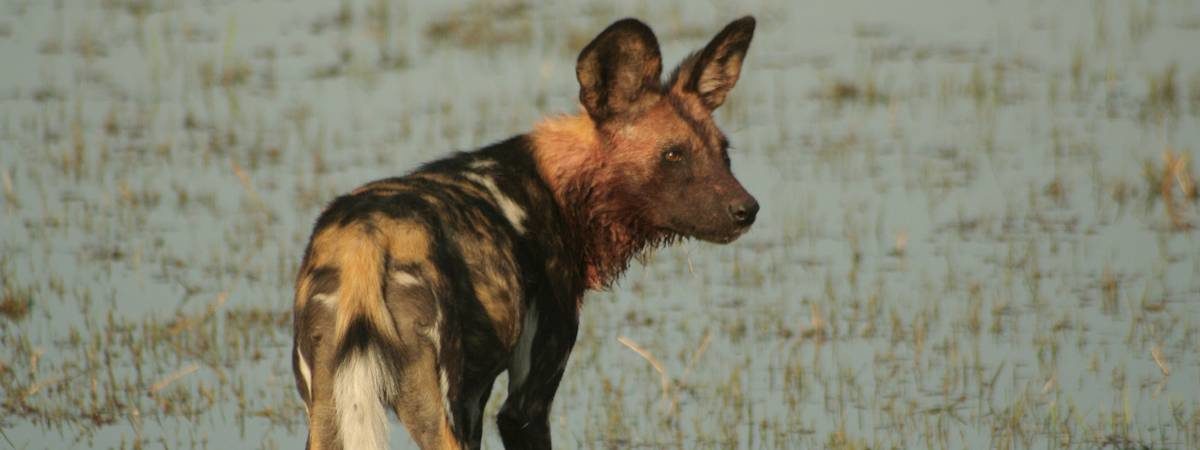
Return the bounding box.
[0,0,1197,449]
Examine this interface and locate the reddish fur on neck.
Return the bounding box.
[529,112,664,290]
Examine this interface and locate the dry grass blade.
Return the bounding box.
[1153,149,1197,230]
[1041,374,1057,394]
[23,375,61,399]
[617,336,677,414]
[1164,151,1195,198]
[681,330,712,383]
[683,244,696,277]
[231,158,266,210]
[1151,345,1170,376]
[168,291,229,336]
[22,366,87,400]
[1,167,17,209]
[148,363,200,396]
[801,303,828,341]
[891,230,908,257]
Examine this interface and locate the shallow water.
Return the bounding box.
[1,0,1198,448]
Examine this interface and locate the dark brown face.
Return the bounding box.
[604,99,758,243]
[576,16,759,243]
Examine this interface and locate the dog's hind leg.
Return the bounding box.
[386,337,462,450]
[383,260,464,450]
[295,294,343,450]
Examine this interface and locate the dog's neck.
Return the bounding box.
[529,113,668,290]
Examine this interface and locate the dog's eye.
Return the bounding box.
[663,146,685,163]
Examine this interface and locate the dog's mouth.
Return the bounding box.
[673,223,752,244]
[701,225,751,244]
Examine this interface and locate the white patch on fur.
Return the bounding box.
[432,303,453,430]
[335,347,390,450]
[508,303,538,394]
[440,368,453,430]
[464,172,527,234]
[391,270,421,288]
[425,302,442,350]
[297,347,312,398]
[296,346,312,415]
[311,293,337,308]
[469,159,497,169]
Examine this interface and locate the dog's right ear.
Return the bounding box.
[576,18,663,122]
[669,16,755,111]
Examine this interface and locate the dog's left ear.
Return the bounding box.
[669,16,755,111]
[576,18,663,122]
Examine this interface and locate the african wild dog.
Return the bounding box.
[292,16,759,450]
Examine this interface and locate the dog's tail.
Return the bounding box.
[334,321,394,450]
[297,226,400,450]
[332,232,400,450]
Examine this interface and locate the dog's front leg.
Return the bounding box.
[497,300,579,449]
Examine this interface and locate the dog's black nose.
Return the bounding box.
[729,198,759,226]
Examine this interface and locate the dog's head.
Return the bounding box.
[575,16,758,243]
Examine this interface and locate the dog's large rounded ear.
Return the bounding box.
[669,16,755,111]
[576,18,663,122]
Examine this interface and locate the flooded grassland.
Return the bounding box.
[1,0,1198,448]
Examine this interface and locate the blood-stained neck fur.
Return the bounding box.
[529,113,673,290]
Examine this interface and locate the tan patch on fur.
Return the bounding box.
[419,193,443,210]
[377,216,431,264]
[377,215,445,295]
[439,417,462,450]
[475,277,518,348]
[294,270,314,311]
[529,113,596,228]
[305,223,400,346]
[456,230,521,348]
[530,112,601,198]
[352,179,414,196]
